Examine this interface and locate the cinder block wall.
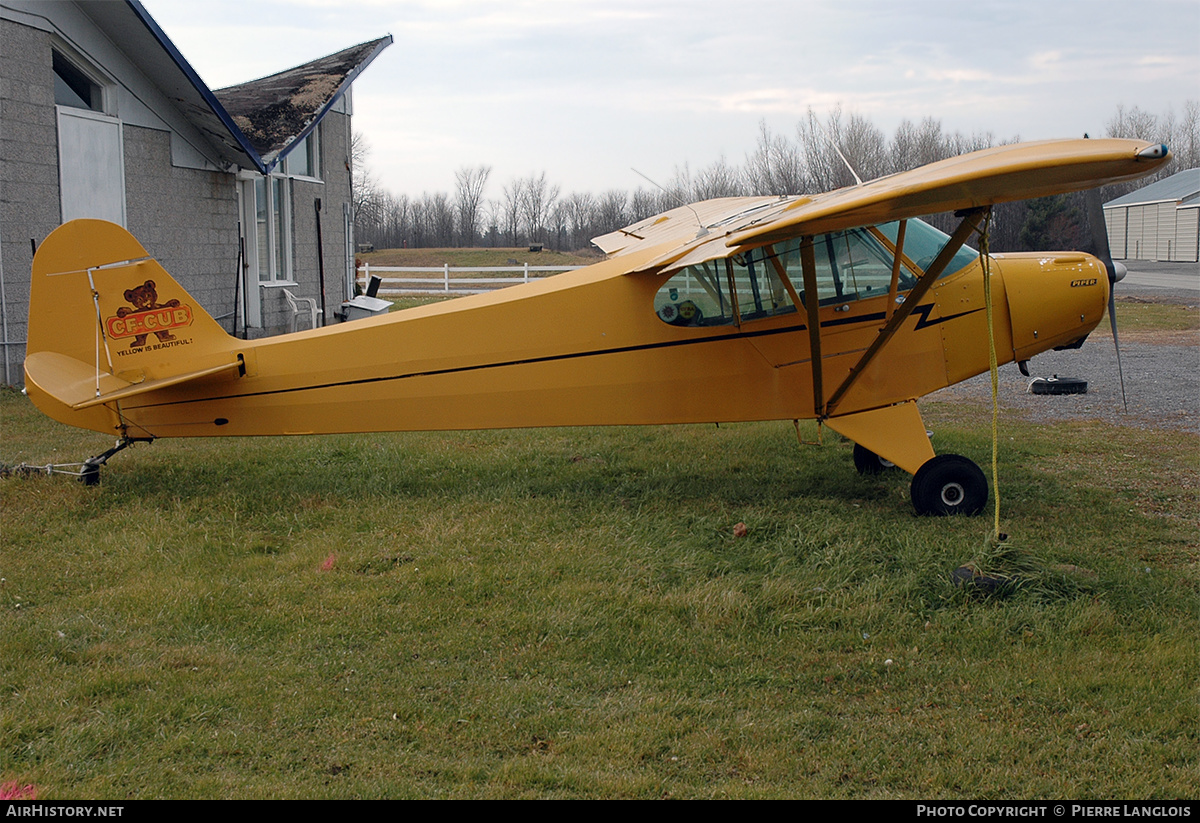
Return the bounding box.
[0,16,360,382]
[123,126,240,330]
[0,19,60,385]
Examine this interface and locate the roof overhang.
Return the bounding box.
[78,0,265,172]
[74,1,390,176]
[214,36,393,172]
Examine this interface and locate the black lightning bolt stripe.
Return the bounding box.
[126,304,984,410]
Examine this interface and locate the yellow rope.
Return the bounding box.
[979,210,1002,540]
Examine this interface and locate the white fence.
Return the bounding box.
[357,262,587,296]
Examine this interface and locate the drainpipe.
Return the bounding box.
[315,198,327,326]
[0,235,8,385]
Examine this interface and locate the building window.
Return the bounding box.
[248,127,323,284]
[53,50,103,112]
[254,175,293,282]
[284,128,320,179]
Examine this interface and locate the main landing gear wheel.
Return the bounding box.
[910,454,988,516]
[853,443,897,475]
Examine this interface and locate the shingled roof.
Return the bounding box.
[215,37,392,170]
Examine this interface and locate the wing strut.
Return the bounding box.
[884,220,908,321]
[824,208,987,417]
[797,237,825,416]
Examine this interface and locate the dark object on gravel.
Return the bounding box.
[1029,375,1088,395]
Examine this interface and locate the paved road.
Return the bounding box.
[1118,260,1199,297]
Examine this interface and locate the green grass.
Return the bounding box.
[1,388,1195,798]
[387,296,457,311]
[1111,297,1199,332]
[1098,297,1200,343]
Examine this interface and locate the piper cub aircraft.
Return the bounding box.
[24,138,1169,513]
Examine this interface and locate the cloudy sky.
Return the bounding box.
[146,0,1199,196]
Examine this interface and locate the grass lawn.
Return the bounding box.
[2,289,1196,799]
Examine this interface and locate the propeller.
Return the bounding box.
[1083,186,1128,412]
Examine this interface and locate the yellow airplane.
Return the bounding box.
[23,138,1169,512]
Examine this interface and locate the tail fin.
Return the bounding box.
[24,220,241,434]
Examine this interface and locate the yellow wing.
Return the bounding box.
[596,138,1170,274]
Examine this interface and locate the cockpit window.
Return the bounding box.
[654,260,737,327]
[729,247,798,321]
[653,218,979,327]
[804,228,911,305]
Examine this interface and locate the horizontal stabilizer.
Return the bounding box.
[25,351,242,410]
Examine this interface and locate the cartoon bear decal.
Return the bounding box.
[115,280,181,349]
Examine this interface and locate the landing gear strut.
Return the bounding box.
[78,437,152,485]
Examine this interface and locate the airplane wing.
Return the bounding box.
[597,138,1169,274]
[591,196,784,256]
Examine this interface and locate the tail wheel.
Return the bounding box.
[911,454,987,516]
[852,443,897,475]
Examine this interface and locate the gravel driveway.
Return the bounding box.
[932,279,1198,434]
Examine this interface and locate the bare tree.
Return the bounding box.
[350,131,384,240]
[692,155,744,199]
[1106,104,1160,141]
[357,101,1195,255]
[371,190,411,249]
[630,187,659,221]
[1147,100,1200,171]
[501,179,524,245]
[889,118,921,174]
[663,162,694,205]
[562,191,597,250]
[482,198,502,247]
[1104,100,1198,199]
[422,192,454,247]
[945,129,995,158]
[1174,100,1200,170]
[797,105,858,191]
[409,197,429,248]
[840,111,888,182]
[744,120,806,195]
[518,171,560,243]
[596,189,629,235]
[454,165,491,246]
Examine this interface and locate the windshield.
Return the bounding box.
[874,220,979,281]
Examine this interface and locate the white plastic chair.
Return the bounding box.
[282,288,322,332]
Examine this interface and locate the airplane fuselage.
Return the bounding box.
[25,220,1108,447]
[20,138,1167,510]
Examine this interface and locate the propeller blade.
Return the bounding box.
[1084,186,1129,412]
[1106,280,1129,413]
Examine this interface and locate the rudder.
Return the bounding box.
[25,220,240,433]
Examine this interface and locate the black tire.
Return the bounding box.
[853,443,896,475]
[910,454,987,516]
[1029,376,1087,395]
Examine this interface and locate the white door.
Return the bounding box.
[57,107,125,226]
